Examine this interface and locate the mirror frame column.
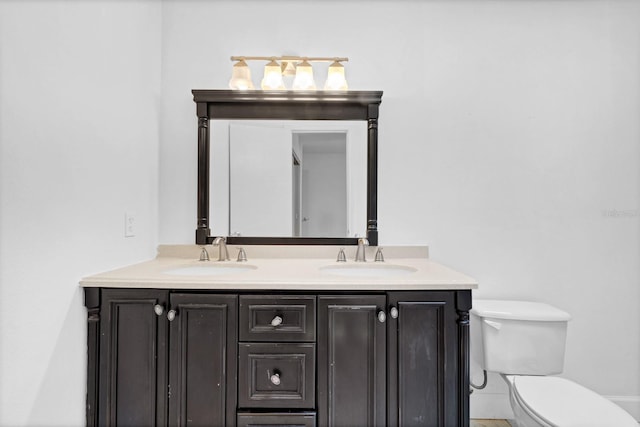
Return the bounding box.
[196,102,210,245]
[367,104,379,246]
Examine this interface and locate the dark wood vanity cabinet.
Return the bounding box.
[95,289,169,426]
[387,292,464,427]
[90,289,237,426]
[167,293,238,426]
[318,295,387,426]
[85,288,471,427]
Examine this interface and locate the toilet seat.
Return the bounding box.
[511,376,638,427]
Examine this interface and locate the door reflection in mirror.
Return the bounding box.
[295,132,347,237]
[211,120,367,238]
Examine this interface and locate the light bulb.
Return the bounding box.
[292,59,316,91]
[228,59,254,90]
[324,60,348,91]
[261,59,285,90]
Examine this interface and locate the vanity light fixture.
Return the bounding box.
[228,58,254,90]
[324,60,348,91]
[281,60,297,76]
[228,56,349,91]
[260,58,286,90]
[292,59,316,90]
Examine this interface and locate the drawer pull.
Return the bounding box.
[271,315,283,327]
[153,304,164,316]
[390,306,399,319]
[270,371,281,386]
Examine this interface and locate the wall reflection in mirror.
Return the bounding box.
[211,120,367,238]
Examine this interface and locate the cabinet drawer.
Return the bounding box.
[238,343,315,409]
[237,412,316,427]
[239,295,316,342]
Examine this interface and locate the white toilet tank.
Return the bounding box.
[471,300,572,375]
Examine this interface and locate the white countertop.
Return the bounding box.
[80,245,478,291]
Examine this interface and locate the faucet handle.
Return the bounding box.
[374,247,384,262]
[237,248,247,262]
[199,247,210,262]
[336,248,347,262]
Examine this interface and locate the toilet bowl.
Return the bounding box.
[471,300,637,427]
[503,374,637,427]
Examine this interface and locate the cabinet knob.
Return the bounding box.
[154,304,164,316]
[270,371,281,386]
[271,315,283,327]
[377,310,386,323]
[390,306,399,319]
[167,310,177,322]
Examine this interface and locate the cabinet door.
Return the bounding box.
[387,292,458,427]
[168,293,238,427]
[318,295,386,427]
[99,289,169,427]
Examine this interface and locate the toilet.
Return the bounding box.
[471,299,637,427]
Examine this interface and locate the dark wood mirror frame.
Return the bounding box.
[192,89,383,246]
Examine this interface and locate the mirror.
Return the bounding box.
[210,120,367,238]
[192,90,383,246]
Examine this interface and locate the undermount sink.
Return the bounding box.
[164,264,257,276]
[320,264,417,278]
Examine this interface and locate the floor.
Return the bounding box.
[471,420,512,427]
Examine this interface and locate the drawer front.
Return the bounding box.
[239,295,316,342]
[238,343,315,409]
[237,412,316,427]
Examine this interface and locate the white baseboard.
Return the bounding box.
[471,392,640,423]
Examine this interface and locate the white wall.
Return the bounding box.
[159,0,640,420]
[229,122,292,236]
[0,1,162,425]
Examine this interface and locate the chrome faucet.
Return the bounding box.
[355,238,369,262]
[212,236,230,261]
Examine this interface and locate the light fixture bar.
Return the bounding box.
[228,55,350,91]
[231,56,348,63]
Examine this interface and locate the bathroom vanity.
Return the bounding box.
[82,246,476,427]
[81,90,477,426]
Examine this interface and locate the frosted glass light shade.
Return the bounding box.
[292,60,316,90]
[324,61,348,91]
[261,59,285,90]
[228,60,254,90]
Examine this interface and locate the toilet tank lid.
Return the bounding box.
[471,300,571,321]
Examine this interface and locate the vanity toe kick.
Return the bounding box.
[237,412,317,427]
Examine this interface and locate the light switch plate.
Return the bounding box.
[125,212,136,237]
